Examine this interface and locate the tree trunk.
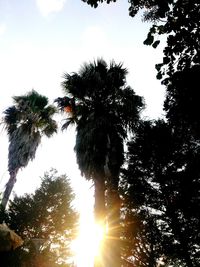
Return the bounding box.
[106,176,121,267]
[94,176,106,223]
[94,174,106,267]
[1,170,18,209]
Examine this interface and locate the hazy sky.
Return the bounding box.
[0,1,165,259]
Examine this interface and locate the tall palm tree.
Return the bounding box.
[1,90,57,209]
[56,59,144,267]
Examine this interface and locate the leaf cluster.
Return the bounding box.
[1,169,77,267]
[121,120,200,266]
[83,0,172,19]
[164,64,200,138]
[3,90,57,173]
[56,59,144,180]
[82,0,200,88]
[143,1,200,83]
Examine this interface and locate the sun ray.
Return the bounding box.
[72,220,105,267]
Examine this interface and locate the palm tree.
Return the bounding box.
[56,59,144,267]
[1,90,57,209]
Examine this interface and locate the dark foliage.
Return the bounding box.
[82,0,172,18]
[164,64,200,138]
[0,169,77,267]
[56,59,144,181]
[152,1,200,84]
[1,90,57,209]
[78,2,200,266]
[4,90,57,174]
[121,120,200,266]
[56,58,144,267]
[83,0,200,87]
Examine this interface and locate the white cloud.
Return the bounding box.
[0,23,6,36]
[36,0,66,16]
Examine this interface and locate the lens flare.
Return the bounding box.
[72,222,105,267]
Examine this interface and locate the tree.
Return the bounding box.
[82,0,200,84]
[82,0,173,19]
[164,65,200,138]
[81,2,200,265]
[150,1,200,84]
[56,58,144,267]
[121,120,200,266]
[1,169,77,267]
[82,0,200,136]
[1,90,57,209]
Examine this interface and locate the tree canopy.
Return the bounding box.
[83,0,173,19]
[82,0,200,85]
[4,90,57,174]
[163,64,200,139]
[121,120,200,266]
[1,90,58,208]
[56,59,144,180]
[0,169,77,267]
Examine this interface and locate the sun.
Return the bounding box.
[72,220,105,267]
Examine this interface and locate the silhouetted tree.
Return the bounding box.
[83,0,200,85]
[56,58,144,267]
[121,120,200,266]
[1,90,57,209]
[164,64,200,139]
[82,0,172,19]
[1,169,77,267]
[81,2,200,266]
[151,1,200,84]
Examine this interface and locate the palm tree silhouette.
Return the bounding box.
[56,58,144,267]
[1,90,57,209]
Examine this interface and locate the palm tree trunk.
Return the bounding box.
[1,170,18,209]
[106,176,121,267]
[94,176,106,223]
[94,174,106,267]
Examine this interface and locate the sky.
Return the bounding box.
[0,0,165,265]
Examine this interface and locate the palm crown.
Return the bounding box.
[56,59,144,179]
[1,90,57,209]
[4,90,57,173]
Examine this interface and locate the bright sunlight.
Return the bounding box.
[72,220,105,267]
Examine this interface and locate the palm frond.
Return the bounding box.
[5,90,57,173]
[60,58,144,179]
[62,73,86,99]
[4,106,18,124]
[3,106,19,135]
[42,105,57,116]
[107,61,128,88]
[119,86,145,131]
[54,97,71,111]
[13,90,48,112]
[61,118,75,131]
[42,119,57,137]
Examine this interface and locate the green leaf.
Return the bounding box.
[163,56,170,64]
[155,63,163,71]
[156,71,163,80]
[61,119,73,131]
[152,40,160,49]
[143,33,154,46]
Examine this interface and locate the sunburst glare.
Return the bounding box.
[72,220,105,267]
